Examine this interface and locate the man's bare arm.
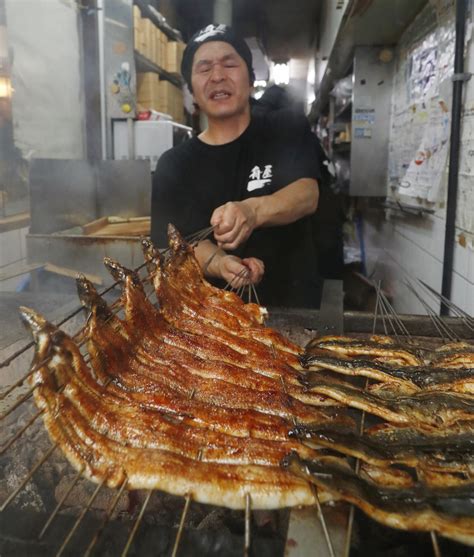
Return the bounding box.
[211,178,318,250]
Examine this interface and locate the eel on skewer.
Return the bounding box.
[305,336,424,367]
[282,452,474,546]
[301,354,474,394]
[288,423,474,475]
[20,307,326,509]
[301,375,474,430]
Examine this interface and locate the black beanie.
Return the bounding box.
[181,24,255,92]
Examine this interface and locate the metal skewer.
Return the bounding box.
[343,280,382,557]
[0,408,45,456]
[84,477,129,557]
[171,398,203,557]
[405,280,458,342]
[38,466,85,540]
[224,267,251,291]
[280,375,336,557]
[375,282,444,557]
[121,489,153,557]
[244,492,252,557]
[0,386,34,421]
[418,279,474,328]
[56,477,106,557]
[0,442,58,512]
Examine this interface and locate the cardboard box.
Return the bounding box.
[157,80,184,121]
[133,5,141,28]
[141,18,155,61]
[165,41,185,73]
[137,72,160,104]
[136,18,148,56]
[154,27,161,67]
[160,34,168,69]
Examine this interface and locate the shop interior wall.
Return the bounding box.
[4,0,85,160]
[364,0,473,315]
[1,0,85,293]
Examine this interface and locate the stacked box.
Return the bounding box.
[133,5,141,29]
[135,18,147,59]
[166,41,185,73]
[137,72,160,109]
[153,28,161,67]
[157,81,184,122]
[143,19,156,61]
[160,33,168,69]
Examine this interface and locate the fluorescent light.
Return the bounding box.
[0,76,11,97]
[272,63,289,85]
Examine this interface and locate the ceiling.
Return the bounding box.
[168,0,322,62]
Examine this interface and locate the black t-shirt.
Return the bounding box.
[151,108,322,308]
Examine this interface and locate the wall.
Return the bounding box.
[366,0,473,315]
[5,0,85,159]
[0,226,28,292]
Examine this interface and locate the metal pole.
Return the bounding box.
[440,0,469,315]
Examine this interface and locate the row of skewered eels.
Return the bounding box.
[20,225,474,546]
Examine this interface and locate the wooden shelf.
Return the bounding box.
[134,50,183,88]
[134,0,181,42]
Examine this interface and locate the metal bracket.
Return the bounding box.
[382,199,436,217]
[452,72,472,82]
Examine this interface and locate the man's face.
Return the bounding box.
[191,41,251,120]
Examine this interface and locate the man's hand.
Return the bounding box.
[218,255,264,287]
[194,240,264,287]
[210,201,257,251]
[210,178,318,251]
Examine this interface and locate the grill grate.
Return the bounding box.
[1,241,473,556]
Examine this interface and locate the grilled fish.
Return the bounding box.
[305,337,423,366]
[282,452,474,546]
[302,355,474,394]
[301,375,474,430]
[288,423,474,474]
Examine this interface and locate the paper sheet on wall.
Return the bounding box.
[397,95,451,201]
[387,0,456,204]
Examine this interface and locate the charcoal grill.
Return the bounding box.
[1,254,473,556]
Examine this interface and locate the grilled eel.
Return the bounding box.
[288,423,474,474]
[301,375,474,430]
[21,306,334,509]
[282,452,474,546]
[301,354,474,394]
[72,293,345,435]
[142,227,302,360]
[305,336,423,366]
[91,259,333,408]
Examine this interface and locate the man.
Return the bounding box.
[151,24,321,307]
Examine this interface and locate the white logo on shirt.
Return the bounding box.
[247,164,273,192]
[194,24,227,43]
